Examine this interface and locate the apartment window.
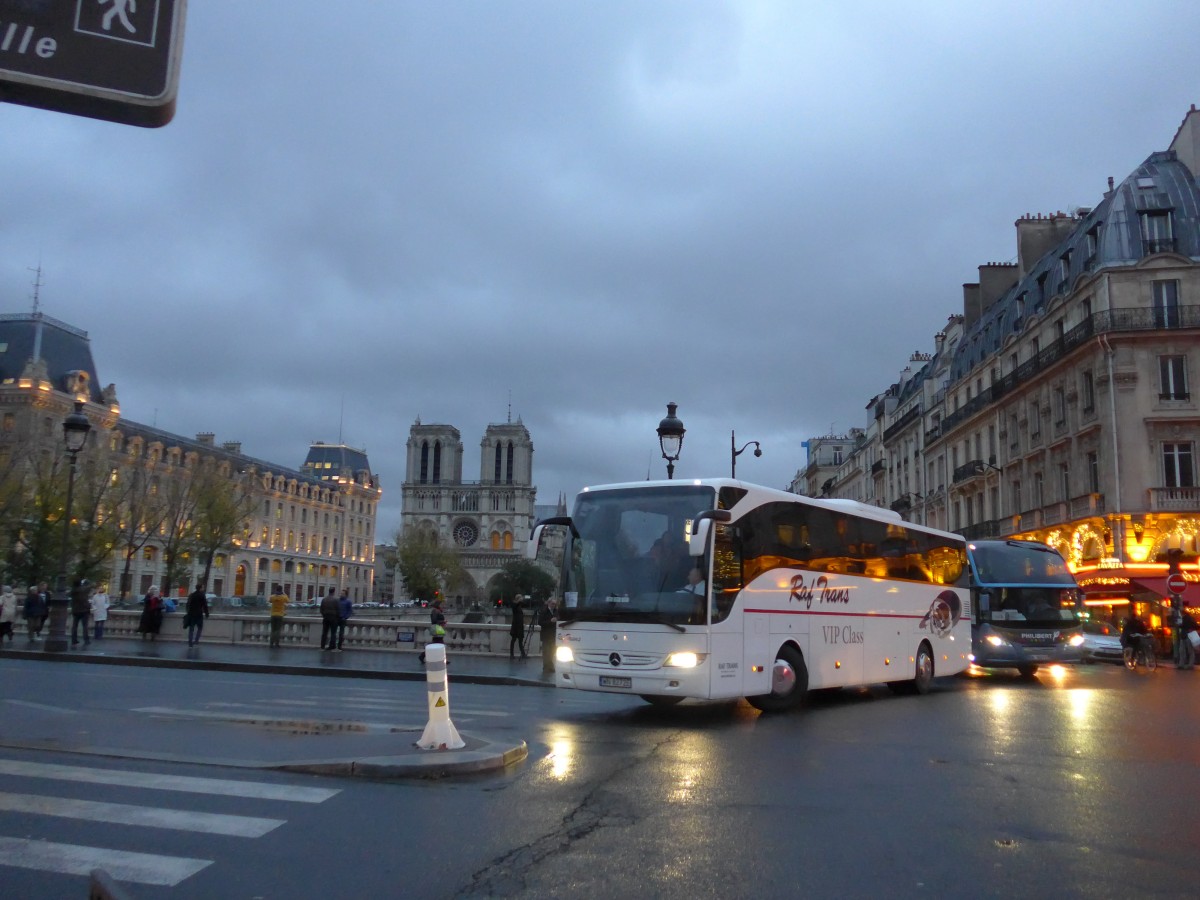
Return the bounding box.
[1140,210,1175,255]
[1081,370,1095,412]
[275,503,282,520]
[1009,414,1019,451]
[1163,443,1195,489]
[1009,353,1019,374]
[1011,480,1022,514]
[1080,297,1092,322]
[1160,355,1189,400]
[1084,225,1100,268]
[1029,401,1041,440]
[1153,280,1181,328]
[1059,463,1070,501]
[1033,472,1044,508]
[1087,451,1100,493]
[1053,386,1067,425]
[1056,251,1071,294]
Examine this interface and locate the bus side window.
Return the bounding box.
[711,524,743,596]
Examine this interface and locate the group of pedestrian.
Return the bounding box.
[506,594,558,674]
[0,581,111,648]
[319,586,354,651]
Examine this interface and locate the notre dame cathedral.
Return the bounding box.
[399,417,557,604]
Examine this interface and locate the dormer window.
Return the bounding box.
[1140,210,1175,255]
[1056,251,1072,294]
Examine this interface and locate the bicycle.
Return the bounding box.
[1123,634,1157,671]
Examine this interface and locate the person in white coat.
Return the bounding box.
[90,586,110,640]
[0,585,17,645]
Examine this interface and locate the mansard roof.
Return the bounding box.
[302,442,374,482]
[948,150,1200,383]
[0,312,106,403]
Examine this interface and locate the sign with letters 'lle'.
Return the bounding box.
[0,0,186,127]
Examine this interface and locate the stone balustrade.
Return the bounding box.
[90,610,541,656]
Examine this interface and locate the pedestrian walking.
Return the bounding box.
[24,583,48,641]
[90,585,110,640]
[537,597,558,674]
[419,596,447,663]
[184,581,210,646]
[1180,610,1198,670]
[337,589,353,650]
[0,585,17,646]
[70,578,92,647]
[509,595,528,659]
[268,584,289,647]
[319,587,341,650]
[137,585,164,639]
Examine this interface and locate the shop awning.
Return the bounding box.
[1076,567,1200,607]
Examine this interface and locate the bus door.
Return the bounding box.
[706,521,751,699]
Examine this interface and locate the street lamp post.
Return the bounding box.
[656,402,685,480]
[44,400,92,653]
[731,430,761,479]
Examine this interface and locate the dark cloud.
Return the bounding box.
[3,1,1197,539]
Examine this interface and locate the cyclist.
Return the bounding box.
[1121,609,1152,666]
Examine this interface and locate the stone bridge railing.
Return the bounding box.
[101,610,540,656]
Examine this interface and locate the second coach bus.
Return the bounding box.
[527,479,972,711]
[965,539,1084,675]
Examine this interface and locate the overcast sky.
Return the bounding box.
[2,1,1197,540]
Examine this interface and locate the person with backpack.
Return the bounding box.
[509,595,528,659]
[419,597,446,663]
[336,589,353,651]
[319,587,341,651]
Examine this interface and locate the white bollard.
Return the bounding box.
[415,642,465,750]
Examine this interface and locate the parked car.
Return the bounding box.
[1081,620,1124,664]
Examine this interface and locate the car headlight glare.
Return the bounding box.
[665,651,701,668]
[1068,634,1085,647]
[555,645,574,663]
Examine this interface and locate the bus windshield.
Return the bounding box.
[968,540,1080,626]
[562,484,717,626]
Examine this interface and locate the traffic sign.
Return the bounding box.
[1166,573,1187,595]
[0,0,186,127]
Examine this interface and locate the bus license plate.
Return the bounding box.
[599,675,632,689]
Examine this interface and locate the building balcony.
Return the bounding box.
[960,519,1002,539]
[1070,493,1105,518]
[871,459,886,475]
[1143,238,1178,255]
[953,459,985,483]
[1149,486,1200,511]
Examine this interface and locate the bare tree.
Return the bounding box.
[110,463,170,603]
[192,461,257,590]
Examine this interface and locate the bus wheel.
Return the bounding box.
[911,642,934,695]
[1017,664,1039,678]
[747,645,808,712]
[640,695,683,707]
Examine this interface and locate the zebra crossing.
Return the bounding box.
[0,758,339,888]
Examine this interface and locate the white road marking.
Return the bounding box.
[3,699,78,714]
[0,760,338,803]
[0,835,210,886]
[0,791,284,837]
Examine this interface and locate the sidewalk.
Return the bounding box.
[0,637,549,778]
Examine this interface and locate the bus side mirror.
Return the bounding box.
[525,525,545,560]
[689,510,732,556]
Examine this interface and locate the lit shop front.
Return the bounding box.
[1075,564,1200,652]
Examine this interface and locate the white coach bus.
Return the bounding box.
[527,479,971,711]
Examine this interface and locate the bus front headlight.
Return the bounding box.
[665,651,702,668]
[985,635,1007,647]
[556,645,574,663]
